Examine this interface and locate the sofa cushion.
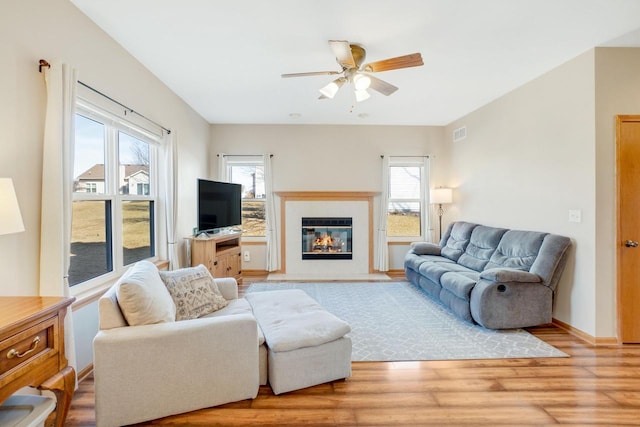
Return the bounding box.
[529,234,572,290]
[417,260,476,285]
[160,265,229,321]
[245,290,351,353]
[440,271,480,300]
[485,230,546,271]
[457,226,508,272]
[410,242,441,256]
[115,260,176,326]
[441,222,477,261]
[404,252,453,272]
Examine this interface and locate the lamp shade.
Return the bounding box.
[431,188,453,204]
[319,77,346,99]
[354,89,370,102]
[353,73,371,90]
[0,178,25,235]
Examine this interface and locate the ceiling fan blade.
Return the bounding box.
[329,40,356,69]
[362,53,423,73]
[368,75,399,96]
[281,71,341,78]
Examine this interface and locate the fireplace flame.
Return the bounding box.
[314,234,334,247]
[312,233,343,253]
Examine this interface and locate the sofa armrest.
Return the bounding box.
[93,313,259,427]
[410,241,441,256]
[470,279,553,329]
[480,268,541,283]
[214,277,239,300]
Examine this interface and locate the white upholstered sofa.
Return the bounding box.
[93,261,267,427]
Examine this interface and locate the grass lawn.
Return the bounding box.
[387,211,420,237]
[69,201,152,284]
[71,200,151,248]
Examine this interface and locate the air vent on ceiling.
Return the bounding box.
[453,125,467,142]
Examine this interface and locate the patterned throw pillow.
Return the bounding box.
[159,265,228,321]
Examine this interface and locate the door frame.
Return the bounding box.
[615,115,640,344]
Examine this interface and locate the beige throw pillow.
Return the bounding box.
[159,264,229,321]
[115,261,176,326]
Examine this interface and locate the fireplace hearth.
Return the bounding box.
[302,217,352,260]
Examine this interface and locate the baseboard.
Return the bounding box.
[386,269,406,278]
[243,269,268,277]
[77,363,93,382]
[552,318,618,346]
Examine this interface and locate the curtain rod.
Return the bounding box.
[380,155,429,158]
[39,59,171,135]
[218,154,274,158]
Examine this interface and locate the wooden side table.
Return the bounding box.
[0,296,76,427]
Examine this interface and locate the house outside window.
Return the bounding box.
[386,157,429,240]
[70,105,157,287]
[227,157,266,237]
[136,182,150,196]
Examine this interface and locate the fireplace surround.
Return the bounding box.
[275,191,377,276]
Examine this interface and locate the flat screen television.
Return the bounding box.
[197,179,242,233]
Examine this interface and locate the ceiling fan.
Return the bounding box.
[281,40,423,102]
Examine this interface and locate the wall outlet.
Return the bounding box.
[243,251,251,262]
[568,209,582,223]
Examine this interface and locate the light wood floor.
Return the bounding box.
[64,275,640,426]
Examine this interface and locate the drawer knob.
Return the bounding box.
[7,336,40,359]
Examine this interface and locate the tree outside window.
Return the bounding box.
[228,162,266,237]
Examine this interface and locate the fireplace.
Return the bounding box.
[301,217,352,260]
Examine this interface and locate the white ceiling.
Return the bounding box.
[70,0,640,126]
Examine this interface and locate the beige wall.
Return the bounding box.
[594,47,640,337]
[0,0,210,297]
[446,47,640,339]
[1,0,210,374]
[211,124,448,191]
[446,50,598,335]
[211,124,450,270]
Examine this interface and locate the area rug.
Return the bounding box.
[246,281,568,362]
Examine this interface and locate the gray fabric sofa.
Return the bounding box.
[404,221,571,329]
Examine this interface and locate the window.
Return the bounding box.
[386,157,429,239]
[70,106,157,286]
[227,157,266,237]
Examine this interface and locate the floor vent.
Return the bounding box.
[453,125,467,142]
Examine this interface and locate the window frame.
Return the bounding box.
[70,99,160,295]
[225,156,266,241]
[386,157,430,243]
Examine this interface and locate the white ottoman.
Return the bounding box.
[245,289,352,394]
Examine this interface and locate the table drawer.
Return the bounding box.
[0,318,55,378]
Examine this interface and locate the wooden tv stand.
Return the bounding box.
[186,232,243,283]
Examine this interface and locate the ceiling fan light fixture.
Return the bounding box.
[284,40,424,102]
[353,73,371,91]
[355,89,370,103]
[319,77,346,99]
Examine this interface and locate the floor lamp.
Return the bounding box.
[430,188,452,242]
